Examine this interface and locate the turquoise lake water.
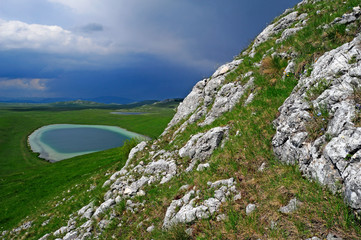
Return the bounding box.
[28,124,146,162]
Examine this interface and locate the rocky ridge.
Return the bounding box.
[273,33,361,212]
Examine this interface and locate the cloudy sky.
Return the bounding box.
[0,0,300,102]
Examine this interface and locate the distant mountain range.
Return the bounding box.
[0,96,136,104]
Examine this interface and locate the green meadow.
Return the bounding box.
[0,101,177,229]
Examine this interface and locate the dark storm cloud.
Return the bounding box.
[0,0,301,100]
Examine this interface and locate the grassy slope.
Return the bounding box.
[4,0,361,239]
[0,103,175,230]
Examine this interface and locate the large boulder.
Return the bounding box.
[179,126,229,172]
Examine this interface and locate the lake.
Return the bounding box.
[28,124,146,162]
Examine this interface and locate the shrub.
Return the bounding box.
[260,56,288,78]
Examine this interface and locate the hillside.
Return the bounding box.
[3,0,361,239]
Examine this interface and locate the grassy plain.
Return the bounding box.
[0,101,176,229]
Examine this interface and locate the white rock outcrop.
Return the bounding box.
[273,34,361,212]
[179,126,229,172]
[249,11,308,57]
[163,178,238,229]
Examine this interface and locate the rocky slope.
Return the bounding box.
[273,31,361,210]
[3,0,361,239]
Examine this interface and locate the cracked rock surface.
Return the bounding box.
[163,58,254,138]
[272,34,361,212]
[163,178,238,229]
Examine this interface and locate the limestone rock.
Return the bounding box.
[283,61,296,79]
[233,193,242,201]
[163,79,208,133]
[327,233,343,240]
[200,77,254,126]
[163,178,237,229]
[102,180,111,188]
[93,199,115,218]
[332,6,360,25]
[128,141,147,162]
[185,228,193,236]
[179,126,229,171]
[216,214,227,222]
[276,27,303,44]
[273,35,361,212]
[146,225,155,232]
[306,237,321,240]
[196,163,210,171]
[246,204,256,215]
[38,233,50,240]
[63,231,78,240]
[244,92,256,107]
[83,207,94,220]
[78,203,93,216]
[279,198,302,214]
[250,11,305,57]
[165,58,245,136]
[53,226,67,236]
[212,59,243,78]
[258,162,267,172]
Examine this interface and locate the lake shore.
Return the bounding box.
[28,124,149,162]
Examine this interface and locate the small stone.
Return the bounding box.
[53,226,67,236]
[327,233,343,240]
[216,214,227,222]
[246,204,256,215]
[63,231,78,240]
[41,219,50,226]
[279,198,302,214]
[137,190,146,197]
[83,208,94,219]
[233,193,242,201]
[197,163,210,171]
[115,196,122,204]
[123,187,133,195]
[185,228,193,236]
[258,162,266,172]
[80,220,92,229]
[353,6,360,12]
[102,180,111,188]
[93,198,115,218]
[38,233,50,240]
[146,225,155,232]
[270,220,277,230]
[179,185,189,191]
[306,237,321,240]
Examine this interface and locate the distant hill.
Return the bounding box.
[0,98,183,112]
[0,96,136,104]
